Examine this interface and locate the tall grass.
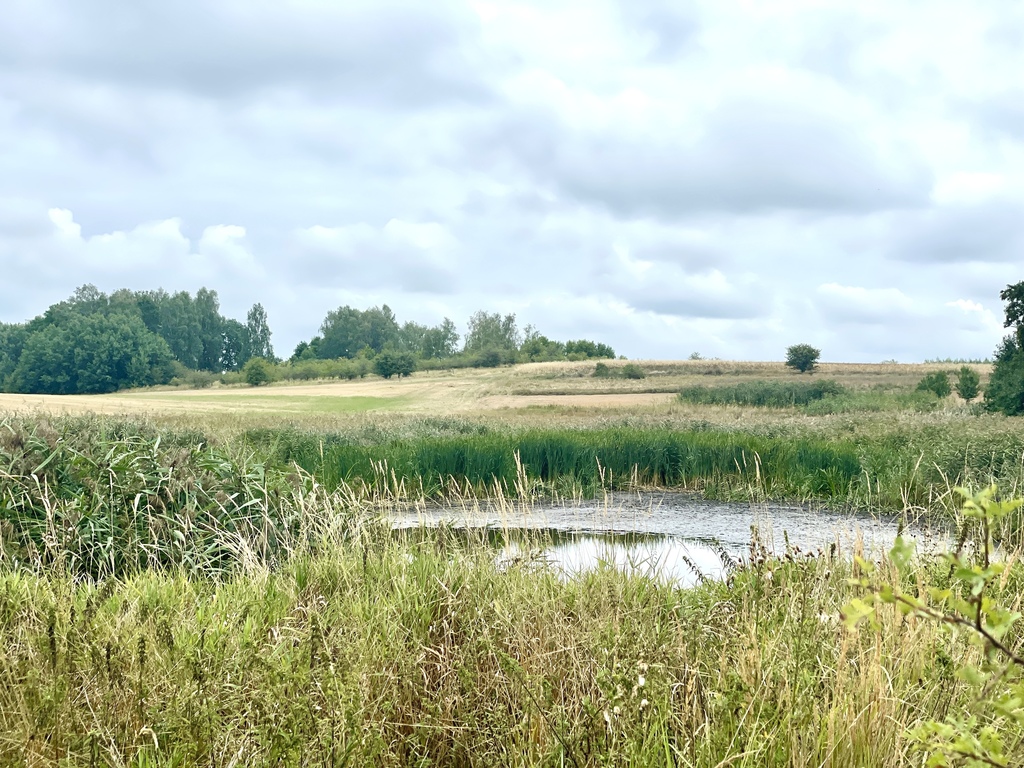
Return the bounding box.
[247,426,863,501]
[0,530,995,767]
[677,379,845,407]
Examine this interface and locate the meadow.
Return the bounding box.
[1,359,1023,766]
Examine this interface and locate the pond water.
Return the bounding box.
[392,493,949,587]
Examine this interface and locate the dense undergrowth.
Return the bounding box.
[2,413,1024,765]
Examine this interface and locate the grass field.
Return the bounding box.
[2,359,1023,766]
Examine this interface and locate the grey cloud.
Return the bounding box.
[887,200,1024,264]
[0,0,491,106]
[474,98,931,219]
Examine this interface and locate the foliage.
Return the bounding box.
[844,486,1024,767]
[917,370,952,398]
[678,379,844,408]
[0,416,319,578]
[956,365,981,401]
[785,343,821,373]
[319,304,399,359]
[1001,281,1024,347]
[464,310,520,353]
[593,362,611,378]
[9,311,174,394]
[373,348,417,379]
[245,302,274,361]
[563,339,615,359]
[622,363,646,379]
[986,337,1024,416]
[243,356,273,386]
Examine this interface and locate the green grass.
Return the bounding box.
[247,426,863,502]
[677,379,845,407]
[0,529,1003,767]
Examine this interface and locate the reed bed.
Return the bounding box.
[0,526,1006,767]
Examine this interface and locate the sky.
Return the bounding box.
[1,0,1022,362]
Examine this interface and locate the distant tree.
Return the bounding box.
[421,318,460,359]
[464,311,520,353]
[0,323,28,391]
[689,352,703,360]
[246,302,273,361]
[785,344,821,373]
[521,329,566,361]
[955,365,981,401]
[10,312,174,394]
[243,357,273,387]
[373,348,417,379]
[917,371,952,398]
[220,318,248,372]
[195,288,224,372]
[1000,282,1024,347]
[985,283,1024,416]
[318,305,398,359]
[564,339,615,359]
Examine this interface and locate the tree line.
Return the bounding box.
[0,286,615,394]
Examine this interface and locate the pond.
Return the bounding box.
[392,492,948,587]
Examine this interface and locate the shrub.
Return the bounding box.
[678,380,844,408]
[593,362,611,378]
[373,349,417,379]
[955,365,981,401]
[243,357,273,386]
[916,371,951,398]
[785,344,821,373]
[622,363,646,379]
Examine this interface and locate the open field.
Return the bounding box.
[0,358,991,423]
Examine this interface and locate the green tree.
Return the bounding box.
[785,344,820,373]
[373,348,417,379]
[10,312,174,394]
[564,339,615,359]
[243,357,273,386]
[985,283,1024,416]
[985,337,1024,415]
[220,319,249,372]
[195,288,224,372]
[464,311,520,353]
[245,303,273,361]
[1000,281,1024,347]
[916,370,952,398]
[318,305,397,359]
[955,365,981,401]
[421,318,460,359]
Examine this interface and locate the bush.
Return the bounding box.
[593,362,611,378]
[916,371,951,398]
[678,380,845,408]
[373,349,417,379]
[955,365,981,401]
[785,344,821,373]
[622,363,646,379]
[243,357,273,386]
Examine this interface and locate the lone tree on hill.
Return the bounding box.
[785,344,820,373]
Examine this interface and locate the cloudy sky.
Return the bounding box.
[2,0,1022,361]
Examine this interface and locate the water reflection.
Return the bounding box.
[392,492,948,586]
